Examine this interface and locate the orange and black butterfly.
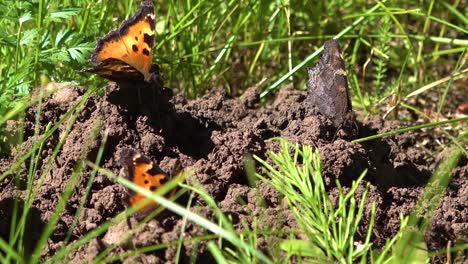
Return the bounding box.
[120,149,180,216]
[82,1,156,82]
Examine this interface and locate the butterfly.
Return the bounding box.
[120,149,180,216]
[82,0,156,82]
[307,39,353,127]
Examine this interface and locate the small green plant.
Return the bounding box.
[373,15,391,97]
[254,138,375,263]
[252,137,468,263]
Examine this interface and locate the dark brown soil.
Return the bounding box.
[0,81,466,263]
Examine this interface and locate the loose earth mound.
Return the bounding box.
[0,81,466,263]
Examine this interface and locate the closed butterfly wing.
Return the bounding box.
[83,0,155,82]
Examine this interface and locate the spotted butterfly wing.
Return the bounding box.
[120,149,169,215]
[82,0,155,82]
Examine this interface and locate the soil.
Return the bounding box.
[0,79,466,263]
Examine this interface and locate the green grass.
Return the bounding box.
[0,0,467,263]
[254,138,376,263]
[1,0,466,106]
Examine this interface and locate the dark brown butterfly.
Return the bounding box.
[307,39,353,127]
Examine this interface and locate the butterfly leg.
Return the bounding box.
[331,112,357,140]
[332,124,342,141]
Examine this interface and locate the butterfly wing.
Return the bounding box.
[81,58,145,82]
[90,1,155,82]
[120,149,168,215]
[307,39,352,127]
